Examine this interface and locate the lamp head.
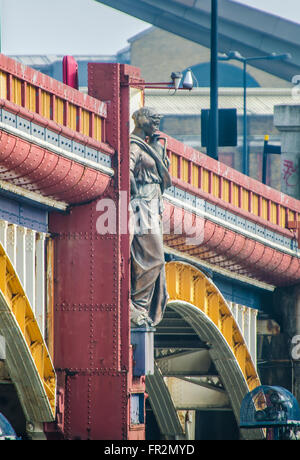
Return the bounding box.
[270,52,292,61]
[228,50,244,60]
[218,53,229,60]
[171,71,183,90]
[182,69,194,90]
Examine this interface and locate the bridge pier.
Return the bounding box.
[273,104,300,402]
[274,104,300,199]
[273,284,300,404]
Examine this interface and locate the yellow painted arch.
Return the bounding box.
[0,242,56,421]
[165,261,261,392]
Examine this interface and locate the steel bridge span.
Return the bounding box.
[0,58,298,439]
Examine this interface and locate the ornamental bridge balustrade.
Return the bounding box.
[161,133,300,288]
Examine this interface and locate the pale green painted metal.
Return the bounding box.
[146,362,184,439]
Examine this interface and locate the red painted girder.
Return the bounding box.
[56,169,98,201]
[0,130,111,204]
[36,162,83,195]
[0,142,43,180]
[171,177,298,240]
[0,132,30,175]
[163,201,300,287]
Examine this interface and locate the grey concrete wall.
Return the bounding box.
[274,104,300,199]
[272,285,300,405]
[130,28,291,87]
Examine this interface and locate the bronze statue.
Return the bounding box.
[129,107,172,327]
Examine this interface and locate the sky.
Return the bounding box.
[0,0,150,55]
[1,0,300,56]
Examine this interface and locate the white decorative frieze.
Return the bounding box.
[0,218,48,338]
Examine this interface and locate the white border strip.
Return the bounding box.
[0,121,115,177]
[0,179,68,211]
[164,192,300,259]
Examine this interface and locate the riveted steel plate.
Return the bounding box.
[31,122,45,140]
[185,192,196,207]
[206,202,216,215]
[175,187,186,201]
[256,225,265,237]
[72,141,85,157]
[45,129,59,147]
[282,236,291,248]
[265,229,274,242]
[226,211,237,225]
[85,147,98,162]
[2,110,16,128]
[98,152,111,168]
[59,136,72,152]
[16,116,31,134]
[236,216,246,229]
[195,197,205,212]
[216,207,226,220]
[245,220,256,233]
[165,186,175,198]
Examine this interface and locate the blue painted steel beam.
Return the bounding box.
[0,194,48,232]
[212,273,271,312]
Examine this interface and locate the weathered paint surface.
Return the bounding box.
[46,64,145,440]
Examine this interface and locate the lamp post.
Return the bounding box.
[208,0,219,160]
[219,51,291,175]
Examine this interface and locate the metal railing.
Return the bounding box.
[0,54,109,148]
[164,133,300,236]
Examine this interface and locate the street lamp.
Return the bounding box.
[219,51,291,175]
[134,69,194,91]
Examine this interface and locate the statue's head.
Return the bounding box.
[132,106,162,137]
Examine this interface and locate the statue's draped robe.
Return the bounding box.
[130,135,172,326]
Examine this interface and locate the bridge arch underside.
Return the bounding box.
[0,237,56,437]
[146,262,264,440]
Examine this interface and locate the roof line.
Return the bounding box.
[145,87,294,96]
[95,0,300,82]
